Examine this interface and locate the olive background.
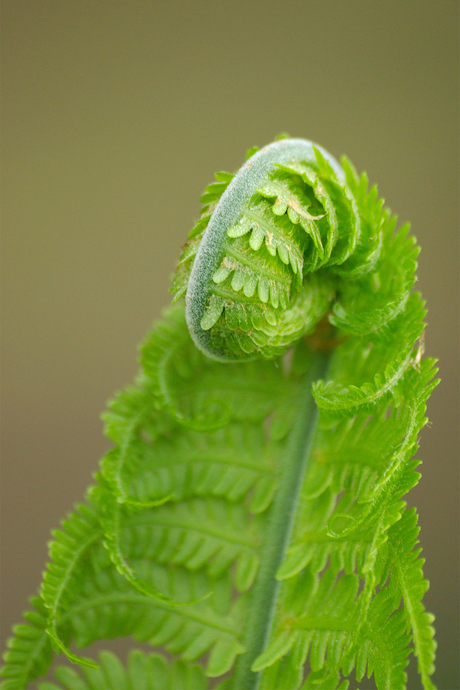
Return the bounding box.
[2,2,458,688]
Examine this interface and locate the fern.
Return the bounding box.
[1,136,438,689]
[37,650,209,690]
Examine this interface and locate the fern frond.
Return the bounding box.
[256,175,327,259]
[37,650,210,690]
[330,218,419,337]
[227,201,307,276]
[356,587,411,689]
[336,156,384,278]
[2,136,438,690]
[40,504,103,669]
[122,496,260,592]
[252,575,413,689]
[313,349,413,418]
[26,496,247,680]
[386,509,437,690]
[140,302,291,426]
[101,382,168,506]
[95,481,261,594]
[0,598,52,690]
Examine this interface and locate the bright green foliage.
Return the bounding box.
[1,138,438,690]
[37,650,209,690]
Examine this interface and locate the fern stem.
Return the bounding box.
[230,349,330,690]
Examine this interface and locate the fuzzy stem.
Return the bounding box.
[230,349,330,690]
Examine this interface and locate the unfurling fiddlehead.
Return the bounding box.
[1,136,437,690]
[172,136,374,361]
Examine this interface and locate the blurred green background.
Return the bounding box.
[2,2,458,687]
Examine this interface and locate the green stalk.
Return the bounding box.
[230,349,330,690]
